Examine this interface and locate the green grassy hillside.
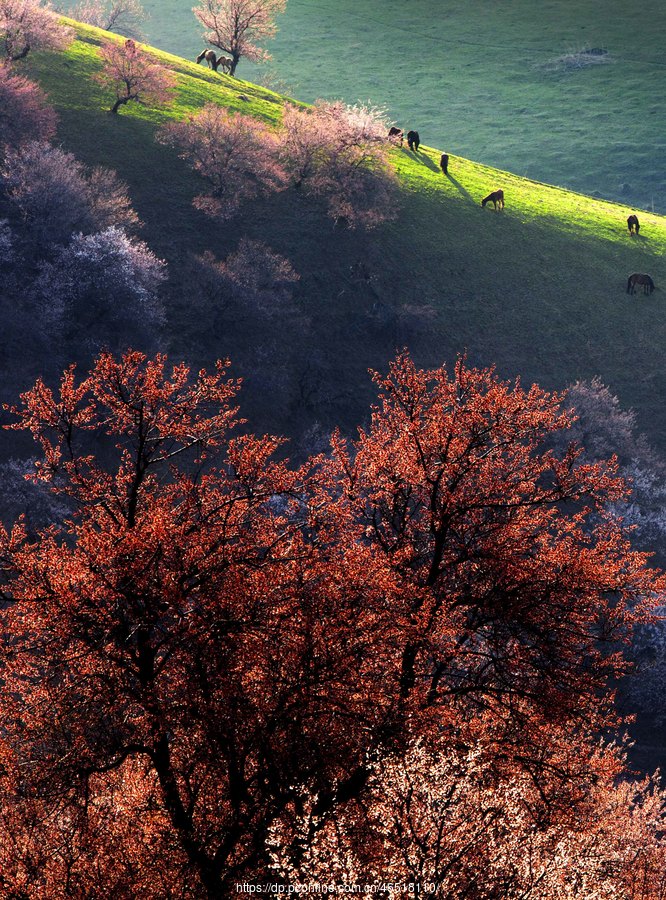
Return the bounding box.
[60,0,666,215]
[20,20,666,452]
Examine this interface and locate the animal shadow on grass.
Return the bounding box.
[445,173,475,203]
[412,151,440,173]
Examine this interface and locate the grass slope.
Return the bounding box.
[20,19,666,451]
[60,0,666,215]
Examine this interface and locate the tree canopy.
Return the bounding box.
[0,349,664,896]
[193,0,287,76]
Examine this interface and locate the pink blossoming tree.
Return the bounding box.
[192,0,286,76]
[0,0,72,62]
[95,38,176,115]
[281,100,399,228]
[0,64,57,147]
[157,103,286,219]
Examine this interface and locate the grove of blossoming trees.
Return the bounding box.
[0,349,664,896]
[159,100,399,228]
[0,56,168,413]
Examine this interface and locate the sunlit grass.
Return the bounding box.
[18,19,666,450]
[33,20,666,258]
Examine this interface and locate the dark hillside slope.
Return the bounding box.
[18,20,666,451]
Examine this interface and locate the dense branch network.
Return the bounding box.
[193,0,287,76]
[0,350,663,895]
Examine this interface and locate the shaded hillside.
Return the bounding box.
[18,19,666,453]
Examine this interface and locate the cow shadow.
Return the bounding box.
[412,151,440,173]
[445,173,475,203]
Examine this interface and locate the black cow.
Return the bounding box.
[407,130,420,151]
[388,126,403,145]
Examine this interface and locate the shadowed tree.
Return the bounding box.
[206,236,299,314]
[0,64,57,147]
[0,0,72,62]
[0,351,663,895]
[33,225,166,348]
[192,0,286,77]
[1,141,139,249]
[94,37,176,114]
[157,103,286,219]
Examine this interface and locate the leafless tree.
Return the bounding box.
[67,0,146,39]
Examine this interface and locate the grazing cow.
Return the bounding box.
[440,153,449,175]
[481,189,504,210]
[627,272,655,295]
[627,214,640,235]
[388,126,404,145]
[407,130,420,151]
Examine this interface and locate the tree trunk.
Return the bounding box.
[110,96,130,114]
[10,44,30,61]
[151,734,224,897]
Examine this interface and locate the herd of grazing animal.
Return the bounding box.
[388,125,503,209]
[196,48,233,74]
[192,60,657,299]
[388,125,654,296]
[623,218,654,296]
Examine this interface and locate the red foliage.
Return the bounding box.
[317,353,654,735]
[0,350,664,894]
[95,38,176,114]
[0,63,57,147]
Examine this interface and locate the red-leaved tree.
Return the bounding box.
[157,103,286,219]
[94,37,176,114]
[0,0,72,62]
[193,0,286,77]
[0,63,57,147]
[0,350,663,895]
